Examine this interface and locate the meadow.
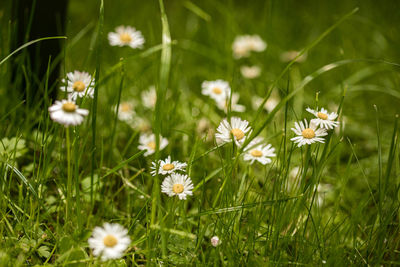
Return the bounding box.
[0,0,400,265]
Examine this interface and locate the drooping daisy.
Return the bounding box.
[201,80,231,103]
[216,92,246,113]
[306,107,339,130]
[240,65,261,79]
[243,138,276,165]
[290,119,327,147]
[161,173,194,200]
[211,236,221,247]
[215,117,252,147]
[116,101,136,122]
[138,133,168,156]
[150,156,187,176]
[88,223,131,261]
[48,99,89,126]
[141,85,157,109]
[108,25,145,49]
[61,71,95,100]
[232,35,267,59]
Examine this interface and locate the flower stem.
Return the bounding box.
[66,127,72,222]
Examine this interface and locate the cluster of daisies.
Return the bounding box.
[291,107,339,147]
[215,117,276,165]
[46,24,339,262]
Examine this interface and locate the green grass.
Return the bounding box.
[1,0,400,265]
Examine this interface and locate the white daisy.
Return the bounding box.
[232,35,267,59]
[141,85,157,109]
[88,223,131,261]
[150,156,187,176]
[115,101,136,122]
[216,92,246,113]
[211,236,221,247]
[201,80,231,103]
[161,173,194,200]
[306,107,339,130]
[243,138,276,165]
[251,94,280,112]
[138,133,168,156]
[48,99,89,126]
[61,71,95,100]
[280,50,307,63]
[290,119,327,147]
[240,65,261,79]
[215,117,252,147]
[108,25,145,49]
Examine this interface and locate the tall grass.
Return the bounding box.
[0,0,399,265]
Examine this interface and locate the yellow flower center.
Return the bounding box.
[317,112,328,120]
[231,128,245,140]
[147,141,156,150]
[72,81,86,92]
[120,103,131,112]
[172,184,184,194]
[212,87,222,94]
[62,102,76,113]
[162,163,175,171]
[250,149,263,157]
[302,128,315,139]
[120,33,132,43]
[103,234,118,247]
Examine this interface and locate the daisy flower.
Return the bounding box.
[211,236,221,247]
[280,50,307,63]
[138,133,168,156]
[108,25,145,49]
[150,156,187,176]
[290,119,327,147]
[88,223,131,261]
[243,138,276,165]
[251,94,280,113]
[201,80,231,103]
[61,71,95,100]
[161,173,194,200]
[306,107,339,130]
[216,92,246,113]
[141,85,157,109]
[48,99,89,126]
[116,101,136,122]
[215,117,252,146]
[232,35,267,59]
[240,65,261,79]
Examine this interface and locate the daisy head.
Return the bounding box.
[290,119,328,147]
[232,35,267,59]
[150,156,187,176]
[88,223,131,261]
[201,80,231,103]
[138,133,168,156]
[211,236,221,247]
[240,65,261,79]
[306,107,339,130]
[216,92,246,113]
[116,101,136,122]
[141,85,157,109]
[161,173,194,200]
[108,25,145,49]
[243,138,276,165]
[61,71,94,100]
[48,99,89,127]
[215,117,252,147]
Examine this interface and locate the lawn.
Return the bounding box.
[0,0,399,265]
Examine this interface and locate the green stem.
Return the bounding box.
[66,127,72,222]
